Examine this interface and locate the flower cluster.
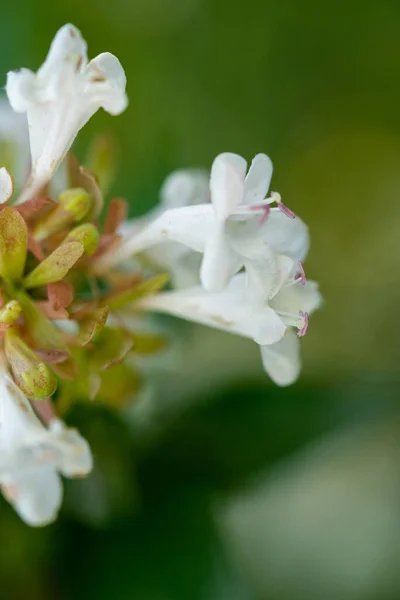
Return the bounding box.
[0,23,321,526]
[99,152,321,385]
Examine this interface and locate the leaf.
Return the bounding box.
[132,332,167,354]
[48,281,74,310]
[0,207,28,280]
[15,291,67,351]
[17,196,55,221]
[99,363,141,408]
[85,134,117,194]
[34,349,70,364]
[89,327,133,371]
[78,306,110,346]
[103,197,128,235]
[23,242,84,289]
[107,273,169,310]
[68,154,103,218]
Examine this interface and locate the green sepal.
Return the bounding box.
[23,242,84,289]
[0,207,27,281]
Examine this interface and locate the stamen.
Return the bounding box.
[250,203,271,224]
[270,191,296,219]
[277,201,296,219]
[297,311,309,337]
[294,261,306,285]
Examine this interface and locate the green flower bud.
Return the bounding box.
[0,300,21,325]
[59,188,92,220]
[34,188,92,241]
[5,328,57,400]
[65,223,100,256]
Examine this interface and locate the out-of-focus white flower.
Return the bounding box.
[0,371,92,526]
[6,23,128,203]
[120,169,210,288]
[140,255,321,385]
[97,153,308,290]
[0,167,14,203]
[0,97,29,190]
[159,168,210,212]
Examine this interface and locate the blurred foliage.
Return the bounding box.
[1,1,400,599]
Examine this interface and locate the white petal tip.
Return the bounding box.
[87,53,128,115]
[6,69,37,113]
[0,167,14,203]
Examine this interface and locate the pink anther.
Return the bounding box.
[297,311,309,337]
[294,261,306,285]
[277,200,296,219]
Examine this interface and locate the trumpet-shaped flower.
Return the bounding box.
[6,24,128,202]
[140,255,321,385]
[0,371,92,526]
[120,169,210,287]
[98,153,308,292]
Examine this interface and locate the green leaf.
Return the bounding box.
[89,327,133,370]
[68,154,104,219]
[78,306,110,346]
[0,207,27,281]
[15,291,68,351]
[107,273,169,310]
[4,328,57,400]
[23,242,84,289]
[132,332,167,354]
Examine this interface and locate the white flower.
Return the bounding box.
[0,371,92,526]
[6,23,128,203]
[0,97,29,190]
[120,169,210,288]
[0,167,14,203]
[140,255,321,385]
[98,153,308,291]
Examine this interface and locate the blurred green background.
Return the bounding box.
[2,1,400,599]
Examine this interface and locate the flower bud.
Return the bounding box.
[0,300,21,326]
[34,188,91,241]
[64,223,100,256]
[4,328,57,399]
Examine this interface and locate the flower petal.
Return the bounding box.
[84,53,128,115]
[160,169,210,210]
[260,211,310,262]
[141,275,286,345]
[232,211,309,263]
[200,224,239,291]
[48,420,93,477]
[0,168,13,203]
[269,254,296,299]
[38,24,88,88]
[102,204,215,270]
[271,279,322,316]
[2,466,62,526]
[260,329,301,386]
[243,153,273,205]
[210,153,247,220]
